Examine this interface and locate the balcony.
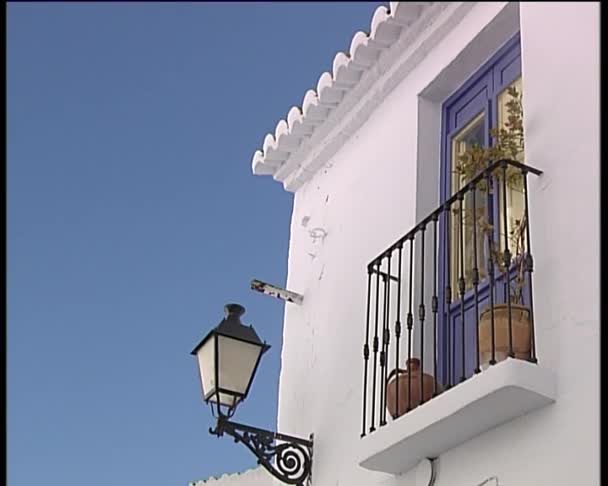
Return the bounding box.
[357,159,557,475]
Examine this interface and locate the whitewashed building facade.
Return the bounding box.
[194,2,599,486]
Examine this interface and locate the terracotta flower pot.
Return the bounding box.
[385,358,442,419]
[479,303,531,367]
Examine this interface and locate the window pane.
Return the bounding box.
[450,113,488,299]
[496,77,526,256]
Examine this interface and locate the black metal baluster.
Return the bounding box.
[444,203,452,388]
[361,268,372,437]
[522,169,538,364]
[458,192,466,382]
[419,226,426,403]
[383,253,392,424]
[472,183,481,373]
[432,213,439,395]
[501,162,514,358]
[379,271,388,426]
[370,260,381,433]
[486,172,497,366]
[407,235,414,411]
[378,275,386,427]
[395,244,403,418]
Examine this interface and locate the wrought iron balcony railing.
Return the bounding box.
[361,159,543,436]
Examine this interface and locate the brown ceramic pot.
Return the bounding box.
[385,358,442,419]
[479,303,531,367]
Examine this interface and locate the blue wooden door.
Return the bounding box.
[437,34,524,387]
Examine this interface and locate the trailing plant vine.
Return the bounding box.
[452,85,528,304]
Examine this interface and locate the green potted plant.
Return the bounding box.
[453,86,531,368]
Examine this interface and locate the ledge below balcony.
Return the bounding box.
[358,358,557,475]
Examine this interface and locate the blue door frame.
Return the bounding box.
[437,34,523,387]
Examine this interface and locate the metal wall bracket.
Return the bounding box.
[210,418,313,485]
[251,279,304,305]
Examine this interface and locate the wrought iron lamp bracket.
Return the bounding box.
[210,417,313,486]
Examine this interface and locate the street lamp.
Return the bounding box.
[191,303,270,418]
[191,304,313,486]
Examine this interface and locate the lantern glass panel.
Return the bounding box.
[196,336,217,401]
[217,335,263,401]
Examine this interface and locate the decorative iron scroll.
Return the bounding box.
[210,418,313,485]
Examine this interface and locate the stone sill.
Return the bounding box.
[358,358,557,475]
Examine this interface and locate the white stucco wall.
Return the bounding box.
[275,3,599,486]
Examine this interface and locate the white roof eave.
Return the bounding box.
[250,2,462,192]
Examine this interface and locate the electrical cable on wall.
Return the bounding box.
[475,476,499,486]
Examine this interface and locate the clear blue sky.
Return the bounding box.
[7,2,383,486]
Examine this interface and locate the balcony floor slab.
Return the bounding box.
[358,358,557,475]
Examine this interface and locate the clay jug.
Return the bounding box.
[385,358,442,419]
